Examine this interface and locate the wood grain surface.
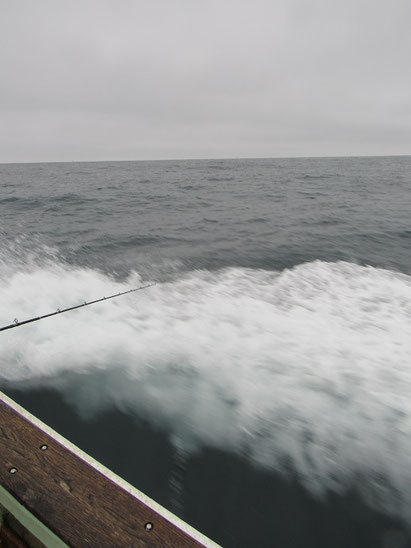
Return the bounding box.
[0,398,205,547]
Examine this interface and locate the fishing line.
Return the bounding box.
[0,283,155,332]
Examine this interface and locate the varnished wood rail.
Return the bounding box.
[0,392,219,547]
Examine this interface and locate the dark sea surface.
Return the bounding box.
[1,156,411,547]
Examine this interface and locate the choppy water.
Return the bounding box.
[1,156,411,547]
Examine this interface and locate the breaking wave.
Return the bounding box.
[1,249,411,521]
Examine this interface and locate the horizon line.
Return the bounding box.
[1,152,410,166]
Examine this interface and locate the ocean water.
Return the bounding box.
[1,156,411,547]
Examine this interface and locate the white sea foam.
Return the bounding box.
[1,255,411,519]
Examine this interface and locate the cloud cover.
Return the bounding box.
[1,0,410,162]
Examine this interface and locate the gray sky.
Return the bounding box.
[1,0,410,162]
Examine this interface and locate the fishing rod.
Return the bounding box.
[0,283,155,332]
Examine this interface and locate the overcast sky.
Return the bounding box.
[1,0,410,163]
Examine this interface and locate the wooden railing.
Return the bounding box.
[0,392,219,547]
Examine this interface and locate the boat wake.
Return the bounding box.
[1,246,411,522]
